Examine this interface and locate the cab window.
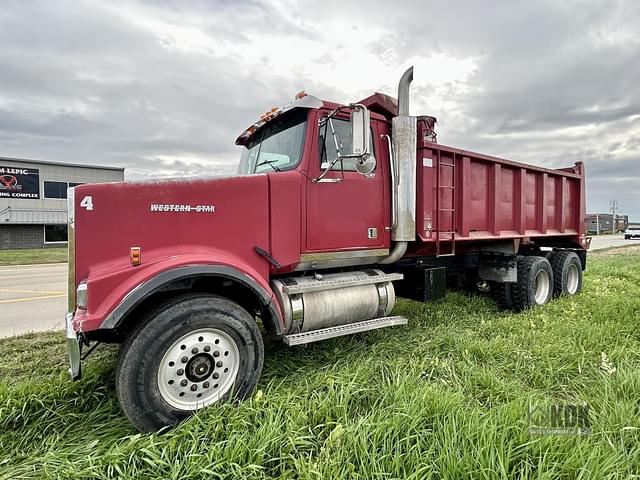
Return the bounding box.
[319,117,375,171]
[238,110,307,174]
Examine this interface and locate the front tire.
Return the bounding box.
[512,256,554,311]
[116,294,264,432]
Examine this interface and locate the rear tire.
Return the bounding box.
[116,294,264,432]
[512,256,554,311]
[550,251,583,297]
[490,282,515,310]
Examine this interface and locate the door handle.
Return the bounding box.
[314,178,342,183]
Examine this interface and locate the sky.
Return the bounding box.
[0,0,638,218]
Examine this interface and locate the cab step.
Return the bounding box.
[283,316,408,346]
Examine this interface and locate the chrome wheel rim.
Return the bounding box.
[157,328,240,410]
[534,270,550,304]
[566,264,579,294]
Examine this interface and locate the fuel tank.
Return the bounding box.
[271,269,398,333]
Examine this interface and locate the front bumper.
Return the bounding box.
[65,312,82,380]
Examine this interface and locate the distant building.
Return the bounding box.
[585,213,628,234]
[0,157,124,249]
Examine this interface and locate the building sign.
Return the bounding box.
[0,166,40,199]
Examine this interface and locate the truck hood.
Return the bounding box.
[71,174,271,318]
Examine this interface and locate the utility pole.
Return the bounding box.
[609,200,618,234]
[596,214,599,235]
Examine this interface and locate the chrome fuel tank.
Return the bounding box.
[271,269,401,334]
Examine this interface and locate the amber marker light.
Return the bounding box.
[130,247,142,266]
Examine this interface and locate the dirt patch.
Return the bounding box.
[590,244,640,257]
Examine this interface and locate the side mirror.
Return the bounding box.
[350,106,370,156]
[313,104,375,183]
[355,155,376,175]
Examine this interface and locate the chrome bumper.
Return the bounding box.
[65,312,82,380]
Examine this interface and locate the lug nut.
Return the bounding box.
[191,347,199,354]
[177,368,184,376]
[204,345,211,352]
[191,385,198,391]
[213,351,220,357]
[181,356,188,363]
[212,372,219,379]
[180,379,187,387]
[203,382,210,388]
[216,361,223,367]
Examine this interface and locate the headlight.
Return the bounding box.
[76,282,88,310]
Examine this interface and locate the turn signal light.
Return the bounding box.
[130,247,141,266]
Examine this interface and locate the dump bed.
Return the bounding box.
[414,118,586,254]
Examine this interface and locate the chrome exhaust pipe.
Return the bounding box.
[381,66,416,265]
[392,66,416,243]
[397,66,413,116]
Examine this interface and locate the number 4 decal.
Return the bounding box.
[80,195,94,211]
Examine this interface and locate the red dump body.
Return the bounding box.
[412,117,587,256]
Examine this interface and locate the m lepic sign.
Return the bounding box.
[0,166,40,199]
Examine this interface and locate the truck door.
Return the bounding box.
[304,116,390,253]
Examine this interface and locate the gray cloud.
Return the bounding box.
[0,0,638,219]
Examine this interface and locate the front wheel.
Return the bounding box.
[116,294,264,432]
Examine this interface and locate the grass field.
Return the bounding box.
[0,247,67,265]
[1,250,639,479]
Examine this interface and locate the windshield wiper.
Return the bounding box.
[255,160,281,172]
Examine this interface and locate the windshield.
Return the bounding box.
[238,110,307,174]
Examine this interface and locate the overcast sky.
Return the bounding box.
[1,0,638,218]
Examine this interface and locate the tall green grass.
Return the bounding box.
[1,252,639,479]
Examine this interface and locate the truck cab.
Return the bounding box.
[66,68,587,432]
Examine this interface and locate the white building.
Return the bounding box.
[0,157,124,249]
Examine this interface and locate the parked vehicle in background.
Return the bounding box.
[65,67,588,431]
[625,226,640,239]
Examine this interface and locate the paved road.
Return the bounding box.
[588,234,636,250]
[0,263,67,338]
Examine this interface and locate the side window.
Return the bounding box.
[44,181,68,199]
[319,118,375,171]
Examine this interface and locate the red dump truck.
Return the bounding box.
[66,67,587,431]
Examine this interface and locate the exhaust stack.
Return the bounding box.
[391,66,417,242]
[379,66,417,264]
